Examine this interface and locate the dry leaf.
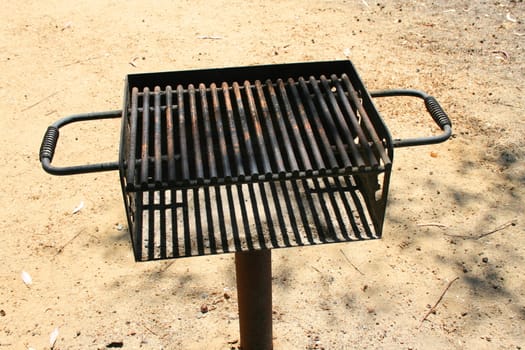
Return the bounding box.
[21,271,32,286]
[72,201,84,214]
[50,327,59,348]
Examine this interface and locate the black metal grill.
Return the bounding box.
[40,60,452,262]
[119,63,394,261]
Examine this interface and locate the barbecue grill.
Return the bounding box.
[40,60,451,349]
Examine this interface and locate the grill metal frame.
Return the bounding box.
[118,61,393,261]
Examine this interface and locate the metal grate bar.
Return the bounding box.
[193,188,205,255]
[235,184,255,250]
[247,183,266,249]
[127,88,139,185]
[140,87,150,185]
[177,85,190,181]
[165,86,176,182]
[170,189,179,257]
[199,84,217,180]
[189,85,204,181]
[159,190,167,258]
[210,83,232,179]
[147,191,155,259]
[154,87,163,183]
[203,187,217,253]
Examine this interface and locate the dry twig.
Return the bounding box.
[55,228,86,256]
[21,92,59,112]
[444,219,517,240]
[310,265,322,274]
[492,50,510,61]
[62,54,107,67]
[197,35,222,40]
[158,260,176,272]
[419,277,459,328]
[339,249,364,275]
[417,223,448,228]
[141,322,158,336]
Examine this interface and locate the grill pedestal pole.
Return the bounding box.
[235,249,273,350]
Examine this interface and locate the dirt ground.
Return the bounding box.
[1,1,524,349]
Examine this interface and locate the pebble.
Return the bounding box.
[106,341,124,348]
[200,304,209,313]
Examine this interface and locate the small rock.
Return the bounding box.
[200,304,209,313]
[482,257,489,263]
[106,341,124,348]
[0,309,5,316]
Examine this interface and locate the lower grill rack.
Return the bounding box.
[130,175,379,261]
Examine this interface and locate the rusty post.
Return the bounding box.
[235,249,273,350]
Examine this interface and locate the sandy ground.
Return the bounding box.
[1,1,524,349]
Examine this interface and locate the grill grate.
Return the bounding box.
[124,74,391,191]
[120,65,394,261]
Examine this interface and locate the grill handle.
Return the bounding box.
[40,111,121,175]
[370,89,452,148]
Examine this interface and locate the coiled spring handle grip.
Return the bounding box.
[39,110,121,175]
[370,89,452,148]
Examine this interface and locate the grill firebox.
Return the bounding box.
[120,62,393,261]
